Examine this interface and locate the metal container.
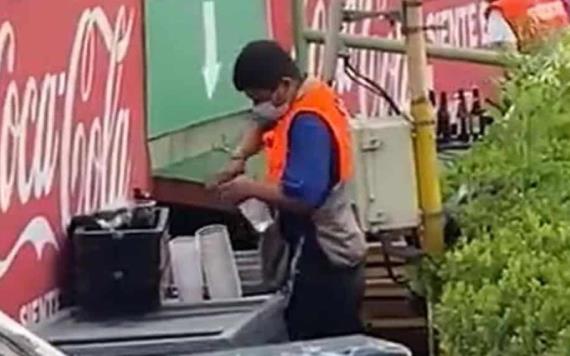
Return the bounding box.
[350,117,420,233]
[36,295,288,356]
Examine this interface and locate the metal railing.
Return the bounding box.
[291,0,508,72]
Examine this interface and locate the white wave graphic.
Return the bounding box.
[0,217,60,279]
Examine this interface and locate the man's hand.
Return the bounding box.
[217,175,310,213]
[208,121,266,189]
[217,175,256,204]
[207,158,246,189]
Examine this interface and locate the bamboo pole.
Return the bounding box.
[304,29,507,67]
[403,0,444,254]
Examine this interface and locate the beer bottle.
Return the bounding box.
[470,87,484,139]
[429,90,437,107]
[429,90,439,139]
[457,89,470,143]
[437,92,451,143]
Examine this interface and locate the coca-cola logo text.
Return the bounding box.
[0,6,135,234]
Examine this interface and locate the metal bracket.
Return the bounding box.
[420,210,445,221]
[401,0,446,36]
[368,210,389,225]
[338,46,351,59]
[401,24,446,35]
[414,120,436,127]
[361,137,383,152]
[342,9,402,24]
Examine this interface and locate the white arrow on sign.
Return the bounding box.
[202,0,221,100]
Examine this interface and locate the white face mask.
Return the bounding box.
[251,101,290,126]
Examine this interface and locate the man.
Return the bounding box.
[212,40,367,340]
[484,0,568,52]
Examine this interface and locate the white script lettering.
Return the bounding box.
[0,6,135,230]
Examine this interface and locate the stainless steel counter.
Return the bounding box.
[35,295,288,356]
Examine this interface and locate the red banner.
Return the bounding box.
[0,0,150,324]
[268,0,503,116]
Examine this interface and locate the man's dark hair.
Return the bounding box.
[233,40,301,92]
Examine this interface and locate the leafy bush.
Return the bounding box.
[426,35,570,355]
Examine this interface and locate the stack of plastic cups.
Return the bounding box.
[169,236,204,303]
[196,224,242,300]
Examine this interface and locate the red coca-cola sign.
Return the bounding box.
[0,0,150,324]
[267,0,503,115]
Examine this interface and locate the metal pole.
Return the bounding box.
[322,0,345,83]
[292,0,309,73]
[304,29,507,67]
[403,0,444,255]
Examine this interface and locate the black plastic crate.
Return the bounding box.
[72,207,170,317]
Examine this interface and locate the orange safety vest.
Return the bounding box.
[487,0,568,50]
[263,79,353,184]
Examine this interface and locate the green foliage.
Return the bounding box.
[425,35,570,355]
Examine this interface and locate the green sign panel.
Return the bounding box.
[145,0,268,138]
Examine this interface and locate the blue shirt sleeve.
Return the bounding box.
[281,113,334,208]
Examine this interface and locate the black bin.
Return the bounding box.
[72,207,170,317]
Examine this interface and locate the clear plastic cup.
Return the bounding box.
[169,236,204,303]
[238,199,274,233]
[196,225,242,299]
